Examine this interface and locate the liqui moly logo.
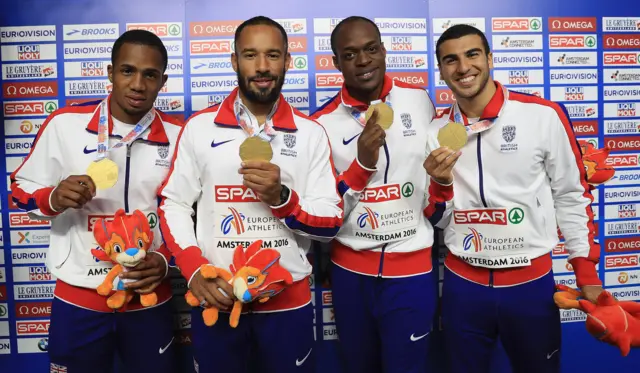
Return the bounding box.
[617,204,637,218]
[80,61,106,77]
[17,45,40,60]
[564,86,584,100]
[508,70,529,84]
[618,103,636,117]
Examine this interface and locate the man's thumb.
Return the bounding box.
[366,108,379,126]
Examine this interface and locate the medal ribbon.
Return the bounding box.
[234,97,277,142]
[451,84,509,135]
[95,96,156,162]
[348,98,392,127]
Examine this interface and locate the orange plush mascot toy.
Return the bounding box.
[91,209,157,310]
[555,285,640,356]
[580,141,615,187]
[185,240,293,328]
[551,143,635,354]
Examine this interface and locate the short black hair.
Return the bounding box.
[435,24,491,63]
[234,16,288,54]
[111,29,168,72]
[330,16,381,56]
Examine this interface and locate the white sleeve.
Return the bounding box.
[270,125,344,242]
[10,112,64,219]
[544,104,600,287]
[158,122,209,283]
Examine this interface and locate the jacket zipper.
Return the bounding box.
[477,134,493,287]
[124,144,132,213]
[377,143,391,277]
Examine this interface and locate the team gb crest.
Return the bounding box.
[401,113,412,129]
[283,134,296,149]
[502,125,516,143]
[157,145,169,159]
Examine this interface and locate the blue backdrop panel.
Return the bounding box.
[1,0,640,372]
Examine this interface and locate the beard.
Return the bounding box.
[237,68,286,105]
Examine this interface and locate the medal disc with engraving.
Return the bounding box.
[86,158,119,189]
[437,122,468,151]
[239,136,273,162]
[365,103,394,130]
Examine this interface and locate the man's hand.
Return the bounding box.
[189,270,235,310]
[424,147,461,185]
[50,175,96,211]
[239,161,282,206]
[581,285,605,304]
[121,252,167,294]
[357,109,385,169]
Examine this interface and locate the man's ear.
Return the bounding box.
[231,52,238,73]
[284,52,291,73]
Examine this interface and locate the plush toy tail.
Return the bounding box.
[229,301,242,328]
[554,284,582,310]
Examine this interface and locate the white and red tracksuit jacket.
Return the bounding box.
[429,81,601,288]
[311,75,452,278]
[158,88,344,312]
[10,99,183,312]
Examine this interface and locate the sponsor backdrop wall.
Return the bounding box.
[1,0,640,371]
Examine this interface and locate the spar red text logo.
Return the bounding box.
[453,209,508,225]
[360,185,401,203]
[605,254,640,268]
[215,185,260,203]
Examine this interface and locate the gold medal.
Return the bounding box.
[437,122,468,151]
[239,136,273,162]
[86,158,119,189]
[365,103,394,130]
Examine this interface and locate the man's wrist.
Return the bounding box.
[150,251,169,279]
[279,185,290,205]
[48,187,59,212]
[432,176,453,186]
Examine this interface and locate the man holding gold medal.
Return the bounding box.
[311,16,456,373]
[429,24,603,373]
[10,30,181,372]
[158,16,343,373]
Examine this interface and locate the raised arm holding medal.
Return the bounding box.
[311,16,450,373]
[427,24,603,373]
[158,16,344,373]
[10,30,183,373]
